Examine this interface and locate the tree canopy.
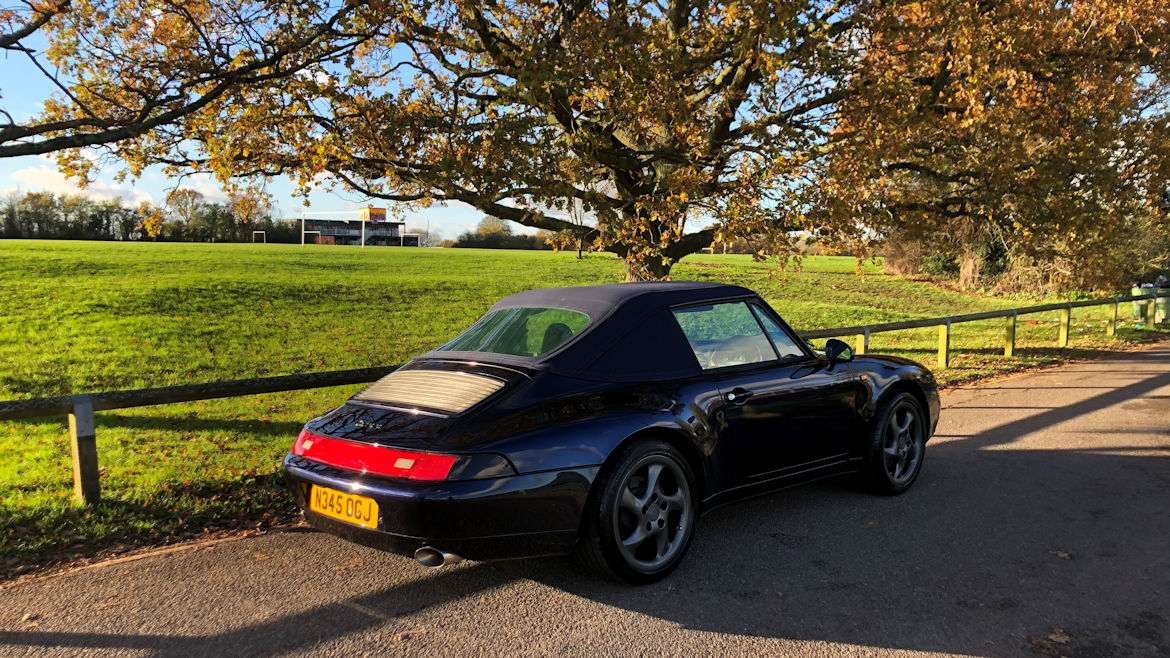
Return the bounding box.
[0,0,368,159]
[8,0,1170,284]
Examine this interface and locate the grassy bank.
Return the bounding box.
[1,240,1165,570]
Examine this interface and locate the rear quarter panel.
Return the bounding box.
[444,373,731,498]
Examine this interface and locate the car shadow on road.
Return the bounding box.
[0,560,521,655]
[525,350,1170,655]
[3,352,1169,656]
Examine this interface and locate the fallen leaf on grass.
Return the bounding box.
[21,613,38,622]
[252,552,270,560]
[1049,550,1071,560]
[1049,629,1070,644]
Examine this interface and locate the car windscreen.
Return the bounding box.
[436,307,591,358]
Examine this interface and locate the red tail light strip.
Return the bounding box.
[293,430,457,481]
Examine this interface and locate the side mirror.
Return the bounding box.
[824,338,854,363]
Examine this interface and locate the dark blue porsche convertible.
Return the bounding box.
[284,281,939,584]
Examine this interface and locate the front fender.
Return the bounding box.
[852,355,940,437]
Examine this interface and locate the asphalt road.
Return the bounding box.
[2,345,1169,657]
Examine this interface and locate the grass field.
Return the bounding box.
[1,239,1166,570]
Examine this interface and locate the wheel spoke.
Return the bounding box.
[896,411,912,434]
[620,487,641,516]
[660,490,685,507]
[621,523,650,548]
[642,464,663,504]
[906,437,920,463]
[654,527,669,558]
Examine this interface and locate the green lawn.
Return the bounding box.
[1,240,1165,570]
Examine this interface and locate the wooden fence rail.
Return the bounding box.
[0,292,1163,504]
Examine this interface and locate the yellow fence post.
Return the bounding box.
[1058,304,1071,348]
[1004,312,1016,358]
[855,327,870,355]
[937,321,950,369]
[1106,298,1117,337]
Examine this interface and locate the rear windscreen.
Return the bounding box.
[436,307,590,357]
[353,369,506,413]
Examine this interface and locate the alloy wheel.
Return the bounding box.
[882,402,923,485]
[613,456,693,572]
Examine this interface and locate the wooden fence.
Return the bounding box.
[0,292,1163,505]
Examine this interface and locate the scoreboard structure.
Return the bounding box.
[359,207,387,223]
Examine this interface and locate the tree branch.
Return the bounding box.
[0,0,70,51]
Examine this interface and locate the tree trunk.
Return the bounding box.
[959,247,983,289]
[622,254,672,281]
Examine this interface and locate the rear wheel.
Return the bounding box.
[576,440,697,584]
[861,392,926,495]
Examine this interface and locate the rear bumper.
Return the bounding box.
[283,454,597,561]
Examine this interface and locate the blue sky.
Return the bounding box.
[0,48,486,239]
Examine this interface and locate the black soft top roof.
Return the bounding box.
[486,281,749,316]
[416,281,760,381]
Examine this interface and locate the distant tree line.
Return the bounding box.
[0,189,300,243]
[453,216,555,250]
[1,191,147,241]
[0,193,568,251]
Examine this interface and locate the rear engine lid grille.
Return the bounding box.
[352,369,506,414]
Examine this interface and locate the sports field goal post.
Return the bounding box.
[252,231,266,243]
[302,230,321,245]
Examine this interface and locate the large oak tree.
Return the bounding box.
[11,0,1170,283]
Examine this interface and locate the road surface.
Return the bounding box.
[2,345,1169,657]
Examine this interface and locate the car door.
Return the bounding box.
[672,300,857,482]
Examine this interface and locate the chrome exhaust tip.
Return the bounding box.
[414,546,463,568]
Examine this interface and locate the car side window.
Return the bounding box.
[750,304,806,359]
[672,302,779,369]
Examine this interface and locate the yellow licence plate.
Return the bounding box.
[309,486,379,529]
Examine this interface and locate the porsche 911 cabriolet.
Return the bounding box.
[284,281,939,584]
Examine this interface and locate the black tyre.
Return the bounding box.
[576,439,697,585]
[862,392,926,495]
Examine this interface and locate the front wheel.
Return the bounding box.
[861,392,926,495]
[576,440,697,585]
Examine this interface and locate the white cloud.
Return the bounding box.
[5,164,154,206]
[180,173,230,203]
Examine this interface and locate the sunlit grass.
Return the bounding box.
[1,239,1165,567]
